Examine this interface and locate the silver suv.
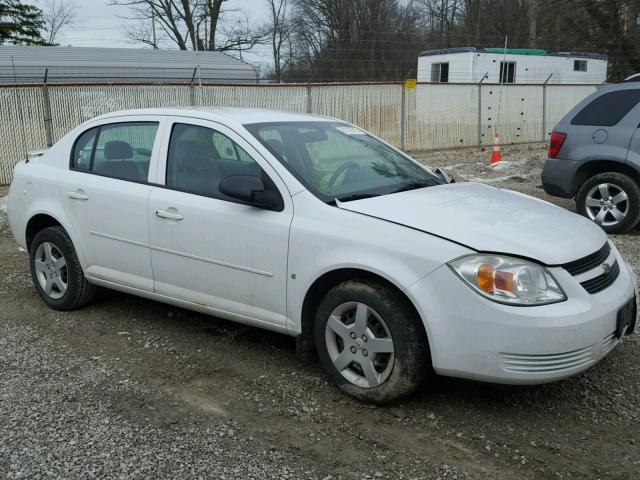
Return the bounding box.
[542,81,640,233]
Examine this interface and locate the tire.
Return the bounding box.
[576,172,640,234]
[314,279,429,404]
[29,226,98,310]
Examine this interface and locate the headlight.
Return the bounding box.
[448,254,566,306]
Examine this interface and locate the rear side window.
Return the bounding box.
[571,90,640,126]
[71,122,159,183]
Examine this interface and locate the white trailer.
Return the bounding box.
[417,47,607,84]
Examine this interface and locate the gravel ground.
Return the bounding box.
[0,144,639,479]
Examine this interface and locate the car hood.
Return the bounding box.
[336,182,607,265]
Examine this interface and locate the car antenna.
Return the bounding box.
[11,56,29,163]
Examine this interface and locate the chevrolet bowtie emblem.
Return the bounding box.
[602,263,611,274]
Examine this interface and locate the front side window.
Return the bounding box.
[212,131,254,163]
[246,122,442,203]
[71,122,158,183]
[166,123,269,200]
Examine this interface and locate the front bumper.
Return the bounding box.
[407,248,637,384]
[541,157,583,198]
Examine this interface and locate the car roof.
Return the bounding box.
[91,107,337,126]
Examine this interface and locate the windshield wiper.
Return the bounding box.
[332,181,436,204]
[390,180,438,194]
[332,192,381,203]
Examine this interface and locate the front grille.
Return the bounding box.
[580,260,620,294]
[560,242,620,294]
[500,346,593,374]
[561,242,611,276]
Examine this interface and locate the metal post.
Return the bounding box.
[305,83,312,114]
[542,73,553,142]
[305,72,317,114]
[400,82,406,151]
[42,68,53,147]
[197,64,202,106]
[478,72,488,146]
[189,66,198,106]
[151,11,157,49]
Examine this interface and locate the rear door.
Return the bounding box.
[147,117,293,328]
[58,116,165,291]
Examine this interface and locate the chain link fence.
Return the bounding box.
[0,81,597,184]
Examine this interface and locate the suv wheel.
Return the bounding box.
[576,172,640,234]
[314,279,429,403]
[29,226,98,310]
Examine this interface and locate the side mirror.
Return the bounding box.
[433,167,454,184]
[219,175,283,210]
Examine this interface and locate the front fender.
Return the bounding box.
[286,192,472,334]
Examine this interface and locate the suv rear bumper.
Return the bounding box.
[541,157,582,198]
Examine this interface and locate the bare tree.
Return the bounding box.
[216,15,268,58]
[464,0,481,45]
[113,0,266,53]
[417,0,463,46]
[40,0,77,44]
[201,0,224,50]
[527,0,537,48]
[288,0,422,81]
[265,0,290,82]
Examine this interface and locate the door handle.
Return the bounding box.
[67,191,89,201]
[155,209,184,221]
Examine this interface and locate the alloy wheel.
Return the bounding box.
[324,302,395,389]
[585,182,629,227]
[34,241,68,300]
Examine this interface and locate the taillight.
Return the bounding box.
[548,132,567,159]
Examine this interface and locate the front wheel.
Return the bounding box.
[314,279,429,403]
[576,172,640,234]
[29,226,98,310]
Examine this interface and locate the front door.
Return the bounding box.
[148,119,292,328]
[58,118,164,291]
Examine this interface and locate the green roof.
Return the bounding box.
[484,48,548,55]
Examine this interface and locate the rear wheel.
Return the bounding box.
[314,279,429,403]
[29,226,98,310]
[576,172,640,234]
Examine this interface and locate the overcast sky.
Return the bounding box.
[28,0,272,69]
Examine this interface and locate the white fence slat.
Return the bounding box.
[0,82,597,185]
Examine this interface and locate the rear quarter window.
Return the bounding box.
[571,89,640,126]
[72,127,98,170]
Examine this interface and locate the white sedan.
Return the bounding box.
[7,108,638,403]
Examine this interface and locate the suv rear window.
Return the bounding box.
[571,89,640,126]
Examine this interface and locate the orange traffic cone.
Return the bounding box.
[488,133,502,165]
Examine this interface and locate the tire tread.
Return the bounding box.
[576,172,640,234]
[30,226,98,310]
[314,278,430,404]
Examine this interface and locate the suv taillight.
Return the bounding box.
[548,132,567,159]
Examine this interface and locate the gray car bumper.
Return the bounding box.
[541,158,583,198]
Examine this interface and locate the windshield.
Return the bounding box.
[245,121,442,202]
